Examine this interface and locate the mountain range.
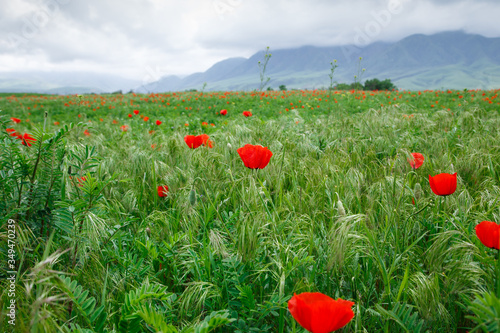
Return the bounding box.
[138,31,500,92]
[2,31,500,94]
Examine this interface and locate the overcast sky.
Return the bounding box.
[1,0,499,83]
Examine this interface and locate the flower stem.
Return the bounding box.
[496,249,500,298]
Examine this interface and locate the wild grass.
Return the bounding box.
[0,89,499,332]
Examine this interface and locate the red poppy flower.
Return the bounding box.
[54,121,60,125]
[11,117,21,123]
[199,134,213,148]
[202,122,208,126]
[77,176,87,187]
[408,153,424,169]
[156,120,162,125]
[112,120,118,124]
[237,144,272,169]
[144,117,149,122]
[429,173,457,196]
[243,111,252,117]
[128,114,133,118]
[184,134,212,149]
[288,292,355,333]
[220,109,227,116]
[84,129,90,136]
[476,221,500,249]
[120,125,129,132]
[6,128,20,138]
[157,185,169,197]
[133,110,139,115]
[21,133,36,147]
[184,135,204,149]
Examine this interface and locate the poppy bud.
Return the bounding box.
[145,227,151,237]
[337,200,346,216]
[189,188,197,206]
[227,143,232,150]
[414,183,422,200]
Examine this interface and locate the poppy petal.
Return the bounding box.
[237,144,272,169]
[429,173,457,196]
[408,152,424,169]
[476,221,500,249]
[288,292,354,333]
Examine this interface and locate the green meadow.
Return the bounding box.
[1,89,500,332]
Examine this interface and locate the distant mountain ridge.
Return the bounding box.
[1,31,499,94]
[137,31,500,92]
[0,71,141,95]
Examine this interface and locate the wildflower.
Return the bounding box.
[84,129,90,136]
[54,121,60,125]
[199,134,213,148]
[288,292,355,333]
[408,153,424,169]
[184,135,203,149]
[429,172,457,196]
[184,134,212,149]
[202,122,208,126]
[144,117,149,122]
[20,133,36,147]
[6,128,20,137]
[120,125,129,132]
[237,144,272,169]
[243,111,252,117]
[128,114,133,118]
[157,185,169,197]
[156,120,162,125]
[476,221,500,249]
[133,110,139,115]
[11,117,21,123]
[220,109,227,116]
[77,176,87,187]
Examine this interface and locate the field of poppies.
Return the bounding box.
[1,88,500,332]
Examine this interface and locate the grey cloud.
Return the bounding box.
[0,0,498,78]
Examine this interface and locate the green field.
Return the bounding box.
[1,89,500,332]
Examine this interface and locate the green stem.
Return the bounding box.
[496,249,500,299]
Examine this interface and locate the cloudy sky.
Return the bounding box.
[1,0,499,83]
